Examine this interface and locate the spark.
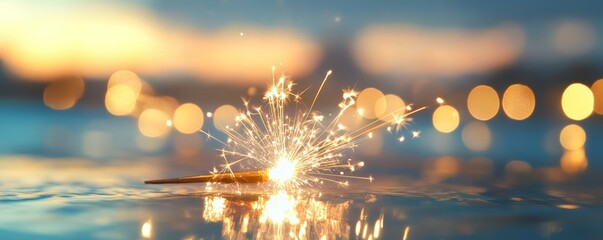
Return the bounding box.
[148,68,422,191]
[436,97,444,105]
[403,226,410,240]
[412,131,421,138]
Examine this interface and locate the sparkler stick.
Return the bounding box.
[145,170,268,184]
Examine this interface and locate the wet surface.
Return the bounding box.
[2,156,603,240]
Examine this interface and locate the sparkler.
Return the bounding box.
[145,66,423,190]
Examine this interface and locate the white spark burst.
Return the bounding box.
[203,67,423,190]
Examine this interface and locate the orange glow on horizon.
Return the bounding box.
[353,24,524,77]
[0,3,321,83]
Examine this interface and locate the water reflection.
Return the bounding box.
[200,192,351,240]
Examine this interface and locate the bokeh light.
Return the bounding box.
[562,83,594,121]
[432,105,460,133]
[423,156,460,182]
[553,20,596,56]
[105,85,138,116]
[502,84,535,120]
[592,79,603,115]
[461,121,492,152]
[173,103,204,134]
[138,109,170,137]
[376,94,405,122]
[560,148,588,174]
[42,77,85,110]
[353,24,524,77]
[559,124,586,151]
[108,70,142,95]
[505,160,532,176]
[467,85,499,121]
[356,88,386,119]
[213,105,240,131]
[464,158,494,180]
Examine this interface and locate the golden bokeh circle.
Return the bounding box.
[105,84,137,116]
[505,160,532,175]
[559,124,586,150]
[562,83,594,121]
[376,94,406,122]
[432,105,460,133]
[592,79,603,115]
[43,77,85,110]
[461,121,491,152]
[502,84,535,120]
[467,85,499,121]
[356,88,386,119]
[213,105,239,131]
[138,108,170,137]
[560,148,588,174]
[108,70,142,96]
[174,103,204,134]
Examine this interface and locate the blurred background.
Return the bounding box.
[1,0,601,183]
[1,1,603,239]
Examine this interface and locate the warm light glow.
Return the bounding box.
[108,70,142,95]
[467,85,499,121]
[201,193,350,239]
[0,4,321,82]
[465,158,494,179]
[559,124,586,150]
[213,105,239,131]
[247,86,257,96]
[553,20,596,56]
[138,109,170,137]
[560,148,588,174]
[423,156,460,182]
[202,70,412,190]
[592,79,603,115]
[43,77,85,110]
[353,24,524,77]
[562,83,594,121]
[377,94,406,123]
[269,158,297,183]
[504,160,532,176]
[357,88,386,119]
[261,192,298,224]
[432,105,460,133]
[105,85,137,116]
[556,204,580,210]
[173,103,204,134]
[502,84,535,120]
[141,220,152,239]
[203,196,227,222]
[461,121,491,151]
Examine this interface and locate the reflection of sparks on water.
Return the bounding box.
[202,196,227,222]
[202,193,351,239]
[403,226,410,240]
[141,219,152,239]
[355,208,385,239]
[203,66,422,190]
